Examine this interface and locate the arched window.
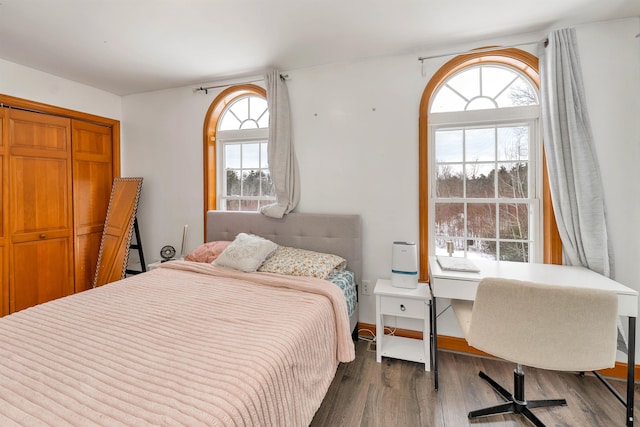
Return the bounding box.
[203,85,275,217]
[418,49,561,281]
[430,65,538,112]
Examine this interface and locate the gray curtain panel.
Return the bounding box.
[540,27,613,278]
[540,28,626,353]
[260,70,300,218]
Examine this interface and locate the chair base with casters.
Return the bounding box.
[469,364,566,427]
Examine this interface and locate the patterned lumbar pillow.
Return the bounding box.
[258,246,346,279]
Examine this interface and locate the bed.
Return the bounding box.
[0,211,360,426]
[205,211,361,335]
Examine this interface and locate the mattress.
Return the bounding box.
[0,261,355,426]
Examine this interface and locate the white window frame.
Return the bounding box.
[216,127,275,211]
[428,105,543,262]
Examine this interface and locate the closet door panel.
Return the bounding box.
[72,120,113,293]
[73,161,112,292]
[74,162,112,227]
[73,121,112,156]
[8,110,73,312]
[0,110,5,315]
[75,233,102,293]
[10,114,68,152]
[12,238,71,312]
[0,246,4,315]
[0,153,3,299]
[0,159,3,237]
[10,157,70,234]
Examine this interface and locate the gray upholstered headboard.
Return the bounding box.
[206,211,362,284]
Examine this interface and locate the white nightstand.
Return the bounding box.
[375,279,431,371]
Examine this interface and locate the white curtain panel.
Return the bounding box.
[260,70,300,218]
[540,28,613,278]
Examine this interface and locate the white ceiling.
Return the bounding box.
[1,0,638,96]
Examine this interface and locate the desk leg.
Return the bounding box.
[431,295,439,390]
[627,317,636,427]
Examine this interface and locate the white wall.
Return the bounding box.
[121,17,640,354]
[576,17,640,353]
[0,59,121,120]
[576,17,640,303]
[121,86,214,262]
[286,56,425,323]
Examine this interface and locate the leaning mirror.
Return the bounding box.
[93,177,143,287]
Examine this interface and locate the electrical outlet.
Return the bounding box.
[362,279,372,296]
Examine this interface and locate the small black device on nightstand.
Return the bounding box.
[160,245,176,262]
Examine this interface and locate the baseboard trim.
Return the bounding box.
[357,322,639,381]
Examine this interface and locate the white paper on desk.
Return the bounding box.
[436,256,480,272]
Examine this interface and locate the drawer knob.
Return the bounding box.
[400,304,406,311]
[39,234,46,239]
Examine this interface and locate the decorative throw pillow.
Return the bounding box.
[258,246,347,279]
[213,233,277,272]
[184,241,231,263]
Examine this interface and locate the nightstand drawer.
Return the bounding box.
[380,296,425,318]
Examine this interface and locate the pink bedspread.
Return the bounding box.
[0,261,355,426]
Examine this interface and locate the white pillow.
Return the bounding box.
[213,233,277,272]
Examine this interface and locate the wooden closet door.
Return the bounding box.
[72,120,113,293]
[0,110,7,316]
[8,109,74,312]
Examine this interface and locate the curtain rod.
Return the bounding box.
[193,74,289,94]
[417,39,548,62]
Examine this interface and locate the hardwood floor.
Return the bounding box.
[311,340,639,426]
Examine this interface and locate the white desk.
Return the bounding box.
[428,256,639,427]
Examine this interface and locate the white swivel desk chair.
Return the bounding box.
[452,277,618,427]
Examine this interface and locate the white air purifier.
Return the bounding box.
[391,241,418,288]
